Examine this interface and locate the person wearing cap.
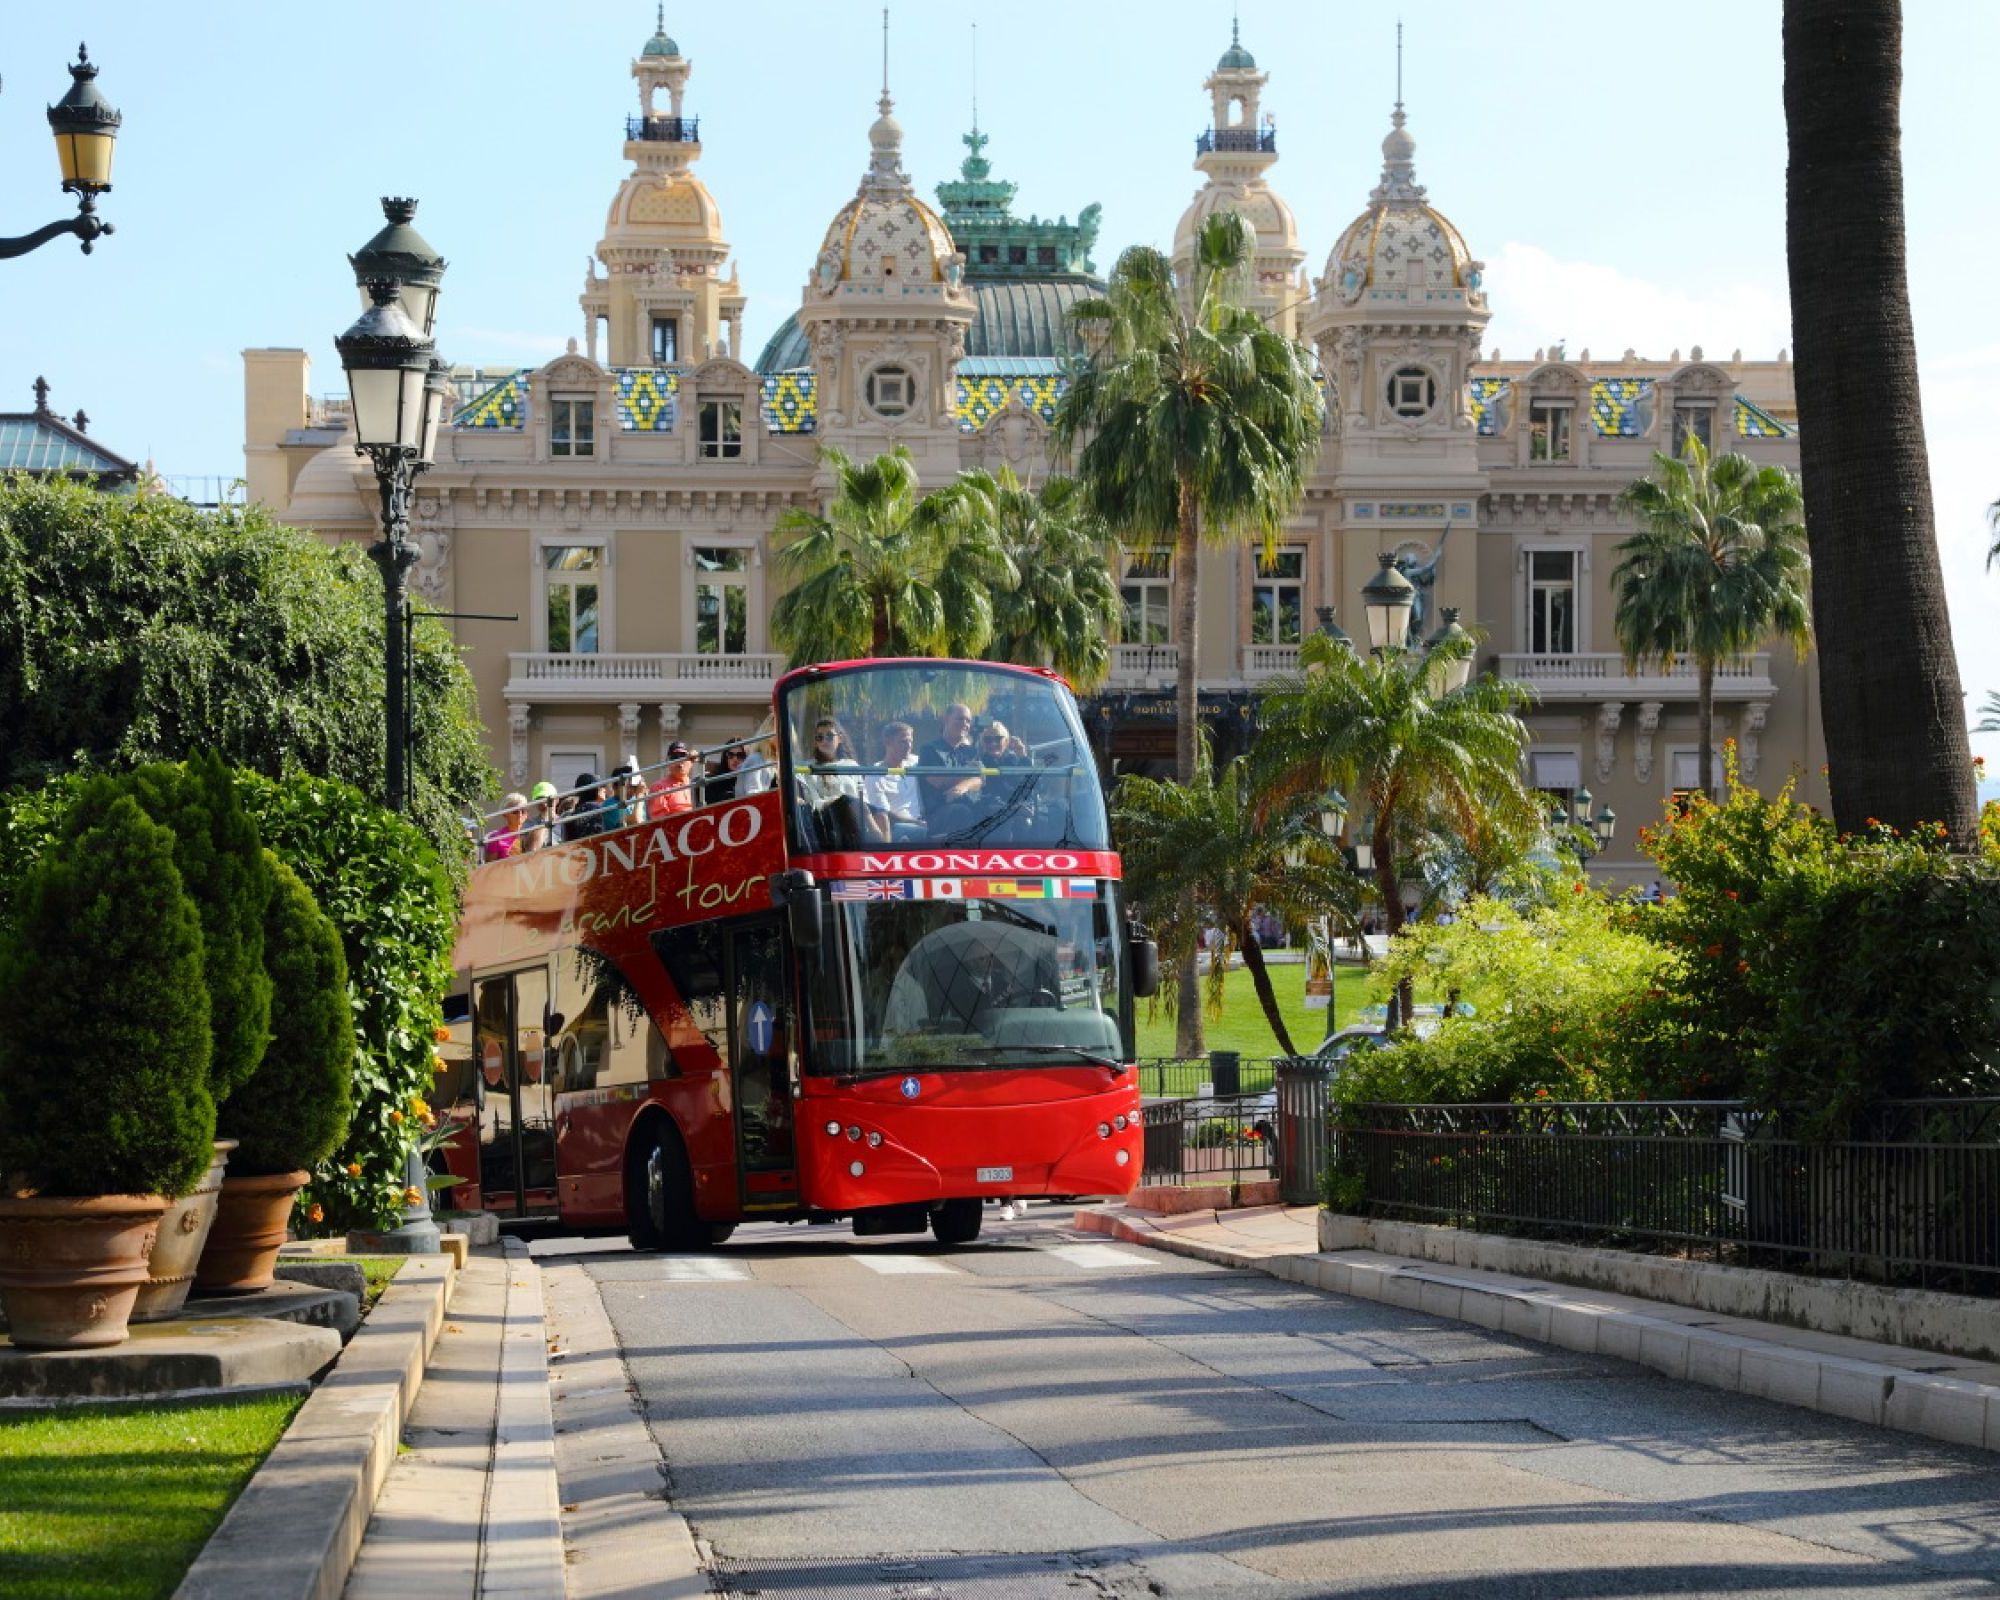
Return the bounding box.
[520,781,558,853]
[483,793,530,861]
[607,760,648,829]
[563,773,610,842]
[650,741,697,816]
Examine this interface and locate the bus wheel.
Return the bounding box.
[930,1198,982,1246]
[633,1125,707,1251]
[707,1223,735,1246]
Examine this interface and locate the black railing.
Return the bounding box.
[1330,1099,2000,1295]
[1140,1095,1280,1188]
[626,114,699,143]
[1136,1055,1280,1100]
[1196,127,1276,155]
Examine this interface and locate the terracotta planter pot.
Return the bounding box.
[193,1170,307,1294]
[0,1193,169,1350]
[132,1140,237,1323]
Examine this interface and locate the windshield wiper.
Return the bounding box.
[960,1044,1124,1072]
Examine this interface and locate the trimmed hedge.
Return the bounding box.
[221,852,353,1176]
[0,795,216,1198]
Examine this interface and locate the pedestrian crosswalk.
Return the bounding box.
[1045,1244,1166,1272]
[853,1254,962,1276]
[620,1239,1171,1282]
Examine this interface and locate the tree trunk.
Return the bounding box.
[871,595,892,655]
[1697,656,1717,798]
[1235,924,1297,1058]
[1784,0,1976,841]
[1173,477,1206,1055]
[1373,812,1413,1032]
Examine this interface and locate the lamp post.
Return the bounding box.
[1314,604,1355,654]
[336,280,437,814]
[1360,554,1416,654]
[1422,606,1474,695]
[0,44,120,259]
[1551,791,1618,862]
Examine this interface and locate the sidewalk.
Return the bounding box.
[1078,1201,2000,1455]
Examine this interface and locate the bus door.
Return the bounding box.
[472,963,557,1215]
[729,919,799,1209]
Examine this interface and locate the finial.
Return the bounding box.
[656,2,665,31]
[1232,3,1240,48]
[1395,19,1404,115]
[73,409,88,433]
[32,376,50,415]
[881,7,890,100]
[970,20,979,134]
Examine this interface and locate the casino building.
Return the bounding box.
[242,17,1826,881]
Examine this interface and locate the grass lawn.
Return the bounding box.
[0,1391,303,1600]
[347,1256,406,1315]
[1133,960,1376,1059]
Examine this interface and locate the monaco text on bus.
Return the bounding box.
[440,659,1158,1247]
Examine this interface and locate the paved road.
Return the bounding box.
[536,1208,2000,1598]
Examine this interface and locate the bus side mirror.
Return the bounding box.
[773,868,823,951]
[1130,934,1160,998]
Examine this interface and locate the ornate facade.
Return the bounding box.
[242,21,1825,880]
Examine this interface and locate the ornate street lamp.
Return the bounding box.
[349,197,446,336]
[1422,605,1474,694]
[420,356,453,466]
[1360,554,1415,654]
[1314,604,1355,654]
[336,279,438,815]
[1,44,121,259]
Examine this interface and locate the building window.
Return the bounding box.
[698,399,742,459]
[865,365,912,419]
[693,547,749,655]
[651,317,679,364]
[1388,366,1436,419]
[1529,750,1581,824]
[551,396,594,458]
[1674,402,1713,456]
[544,545,602,654]
[1669,748,1723,809]
[1527,550,1578,655]
[1120,551,1173,644]
[1007,245,1027,266]
[1528,401,1573,462]
[1250,547,1305,645]
[978,244,999,264]
[1036,245,1058,267]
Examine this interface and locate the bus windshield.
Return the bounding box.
[779,663,1110,856]
[802,891,1127,1078]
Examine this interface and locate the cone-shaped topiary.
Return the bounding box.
[0,795,216,1197]
[221,852,354,1176]
[64,755,273,1106]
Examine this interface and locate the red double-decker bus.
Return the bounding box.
[438,658,1156,1247]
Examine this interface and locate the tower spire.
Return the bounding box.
[881,6,890,102]
[970,20,979,133]
[1395,18,1404,115]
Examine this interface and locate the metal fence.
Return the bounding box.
[1136,1055,1281,1100]
[1331,1099,2000,1295]
[1139,1096,1281,1188]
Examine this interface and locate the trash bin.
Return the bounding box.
[1209,1050,1241,1097]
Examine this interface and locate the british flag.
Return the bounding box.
[830,878,910,902]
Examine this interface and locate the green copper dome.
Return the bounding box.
[642,7,679,55]
[1217,20,1255,69]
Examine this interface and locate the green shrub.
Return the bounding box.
[64,756,273,1105]
[0,795,215,1197]
[222,853,353,1176]
[1338,892,1668,1107]
[232,772,456,1231]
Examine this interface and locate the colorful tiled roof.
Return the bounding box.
[760,370,816,433]
[453,370,529,429]
[1590,379,1651,437]
[1468,377,1510,436]
[617,368,677,431]
[1735,396,1792,438]
[954,372,1063,432]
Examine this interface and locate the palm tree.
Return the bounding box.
[1784,0,1977,840]
[1056,214,1322,782]
[1055,211,1323,1052]
[770,446,1016,666]
[1112,745,1359,1058]
[1255,629,1537,1025]
[1612,433,1813,798]
[965,468,1122,691]
[1975,691,2000,735]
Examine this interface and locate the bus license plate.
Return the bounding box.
[976,1166,1014,1183]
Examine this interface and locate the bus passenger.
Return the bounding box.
[918,702,980,823]
[607,761,648,829]
[521,782,558,852]
[650,742,697,816]
[484,793,530,861]
[736,731,777,798]
[864,722,926,841]
[563,774,609,842]
[800,719,862,802]
[707,746,743,806]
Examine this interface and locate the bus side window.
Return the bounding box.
[650,923,728,1064]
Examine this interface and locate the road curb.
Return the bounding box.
[173,1251,459,1600]
[480,1238,567,1598]
[1079,1205,2000,1457]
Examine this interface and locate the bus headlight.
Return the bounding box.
[825,1120,841,1137]
[866,1131,882,1148]
[1113,1114,1128,1131]
[846,1125,861,1141]
[1097,1122,1112,1138]
[849,1160,864,1177]
[1115,1149,1130,1166]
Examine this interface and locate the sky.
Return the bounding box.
[4,0,1996,766]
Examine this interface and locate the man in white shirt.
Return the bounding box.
[864,721,926,842]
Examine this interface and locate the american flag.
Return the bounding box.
[830,878,910,902]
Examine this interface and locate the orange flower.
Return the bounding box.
[1704,943,1724,958]
[1724,890,1739,901]
[403,1186,424,1206]
[345,1162,362,1178]
[1533,1088,1550,1099]
[1736,960,1750,975]
[388,1110,404,1126]
[433,1025,452,1044]
[1572,882,1586,894]
[307,1203,325,1225]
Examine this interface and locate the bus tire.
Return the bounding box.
[632,1123,707,1252]
[930,1198,982,1246]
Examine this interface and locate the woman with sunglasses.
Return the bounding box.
[799,719,862,801]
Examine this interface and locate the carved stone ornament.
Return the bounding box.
[1596,701,1625,780]
[617,702,642,743]
[657,701,683,738]
[1634,701,1663,782]
[508,703,531,786]
[1739,701,1769,780]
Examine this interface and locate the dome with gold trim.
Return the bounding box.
[1321,105,1481,304]
[604,171,723,243]
[807,93,958,295]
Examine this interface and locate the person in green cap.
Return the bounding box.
[521,780,559,853]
